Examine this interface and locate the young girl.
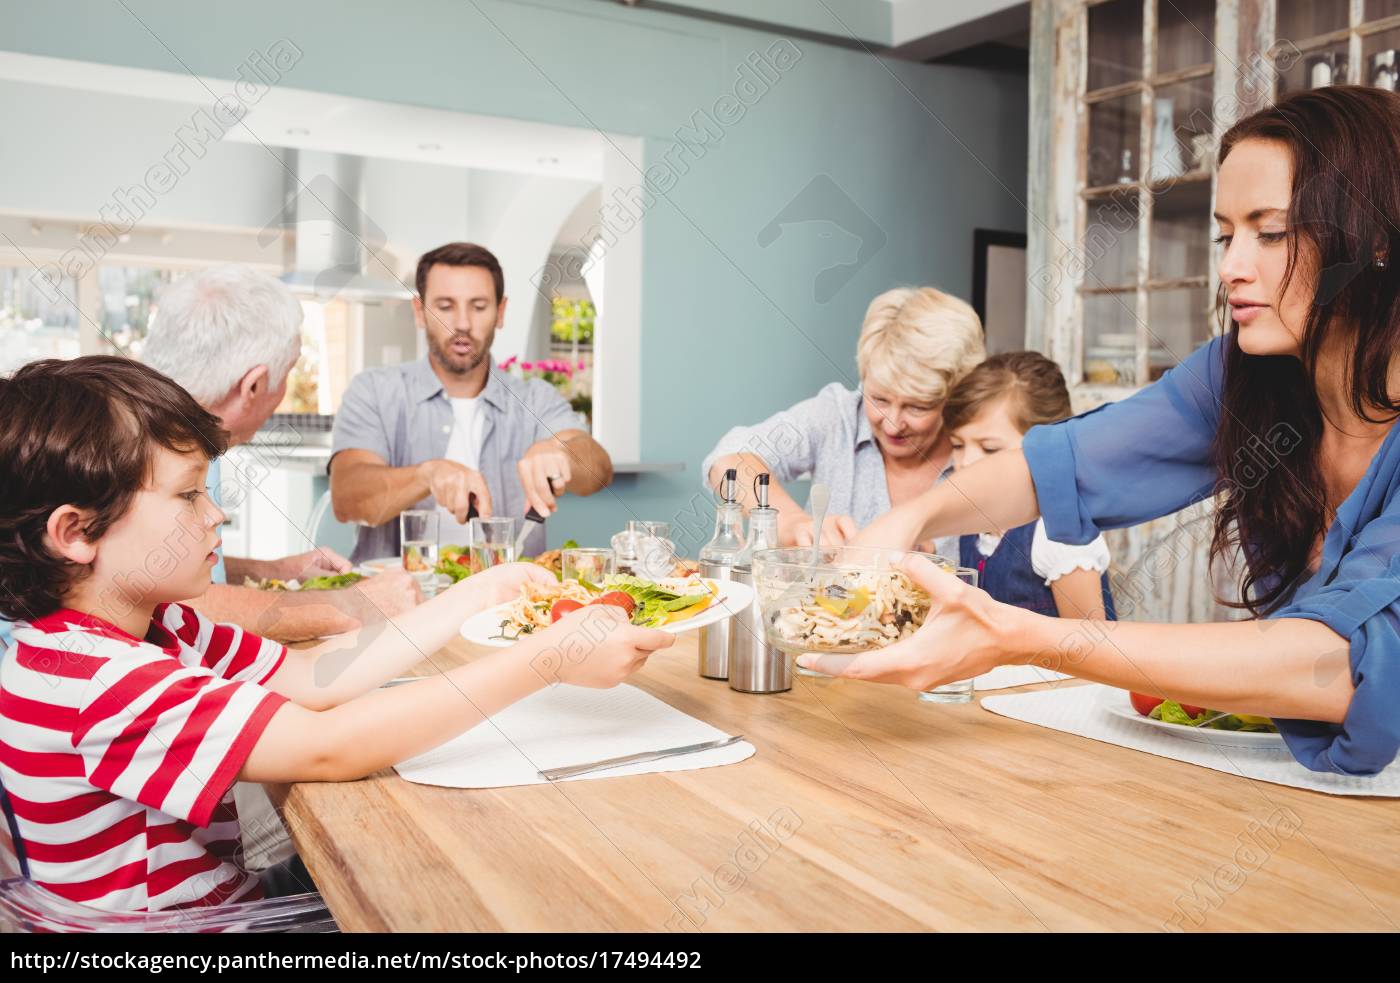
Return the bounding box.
[943,352,1116,621]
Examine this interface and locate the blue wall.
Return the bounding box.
[5,0,1028,555]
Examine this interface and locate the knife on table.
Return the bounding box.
[537,735,746,782]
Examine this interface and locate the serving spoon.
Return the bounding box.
[806,482,831,575]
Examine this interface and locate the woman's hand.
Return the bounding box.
[785,513,859,548]
[850,503,930,550]
[795,554,1028,689]
[456,561,555,609]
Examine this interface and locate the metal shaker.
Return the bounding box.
[697,560,735,679]
[726,566,790,694]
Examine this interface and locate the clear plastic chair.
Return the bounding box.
[0,775,337,933]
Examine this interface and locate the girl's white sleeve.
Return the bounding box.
[1031,519,1111,585]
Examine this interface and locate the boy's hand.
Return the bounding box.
[459,561,555,609]
[528,605,674,688]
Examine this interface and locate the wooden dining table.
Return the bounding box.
[269,633,1400,933]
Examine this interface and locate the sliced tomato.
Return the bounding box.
[1179,702,1206,718]
[1130,691,1164,716]
[596,591,637,616]
[550,599,584,623]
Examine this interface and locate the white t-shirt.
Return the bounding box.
[975,518,1111,586]
[440,396,486,544]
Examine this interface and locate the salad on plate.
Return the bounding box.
[1129,692,1278,733]
[489,573,718,641]
[242,572,366,592]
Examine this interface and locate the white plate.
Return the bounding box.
[460,579,755,647]
[1100,688,1286,749]
[356,556,403,576]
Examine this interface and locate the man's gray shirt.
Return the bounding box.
[331,357,588,563]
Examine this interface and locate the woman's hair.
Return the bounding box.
[857,287,985,405]
[142,265,304,406]
[0,357,228,621]
[943,351,1073,434]
[1212,86,1400,615]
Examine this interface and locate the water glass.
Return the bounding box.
[470,516,518,570]
[562,547,615,586]
[918,566,979,704]
[400,510,440,595]
[633,521,677,579]
[612,520,675,577]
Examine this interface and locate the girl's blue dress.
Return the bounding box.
[959,522,1117,620]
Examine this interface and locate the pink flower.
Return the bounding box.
[577,360,586,370]
[521,361,534,372]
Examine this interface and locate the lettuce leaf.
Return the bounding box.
[1151,700,1210,726]
[1150,700,1278,732]
[298,572,366,590]
[602,574,704,626]
[437,556,474,583]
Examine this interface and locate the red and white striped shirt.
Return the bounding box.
[0,603,287,911]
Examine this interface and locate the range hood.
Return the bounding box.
[276,149,414,302]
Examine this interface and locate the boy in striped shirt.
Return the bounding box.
[0,356,672,913]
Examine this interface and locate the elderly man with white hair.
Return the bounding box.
[143,265,418,642]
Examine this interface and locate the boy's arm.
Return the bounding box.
[240,604,674,782]
[261,564,550,710]
[239,642,549,782]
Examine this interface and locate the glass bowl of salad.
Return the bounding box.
[751,546,957,655]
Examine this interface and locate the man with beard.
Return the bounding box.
[329,242,612,561]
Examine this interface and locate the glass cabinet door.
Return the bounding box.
[1042,0,1400,395]
[1077,0,1217,388]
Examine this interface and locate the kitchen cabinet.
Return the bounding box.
[1027,0,1400,619]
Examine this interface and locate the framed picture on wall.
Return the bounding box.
[972,229,1027,355]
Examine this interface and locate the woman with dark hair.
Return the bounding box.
[834,85,1400,777]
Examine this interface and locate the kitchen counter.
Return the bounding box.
[246,429,682,475]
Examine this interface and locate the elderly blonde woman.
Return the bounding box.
[702,286,985,552]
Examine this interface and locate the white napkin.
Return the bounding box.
[974,664,1069,690]
[981,683,1400,797]
[393,683,755,788]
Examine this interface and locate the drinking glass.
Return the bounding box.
[470,516,517,570]
[917,566,979,704]
[633,520,677,579]
[400,510,439,595]
[562,547,615,586]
